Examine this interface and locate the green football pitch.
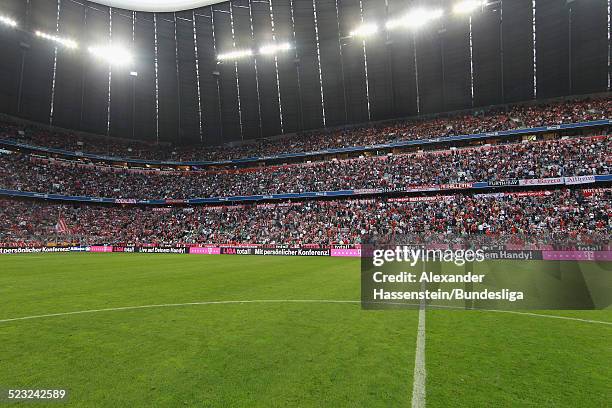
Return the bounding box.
[0,254,610,407]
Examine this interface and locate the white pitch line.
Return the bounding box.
[0,300,360,323]
[476,308,612,326]
[411,306,426,408]
[0,300,610,326]
[411,260,427,408]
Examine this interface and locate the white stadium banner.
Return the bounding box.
[518,177,564,186]
[564,175,597,185]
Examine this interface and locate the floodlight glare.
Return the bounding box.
[35,30,78,49]
[386,8,443,31]
[0,15,17,27]
[385,18,403,30]
[350,23,379,38]
[217,49,253,61]
[88,45,133,66]
[259,42,292,55]
[453,0,487,14]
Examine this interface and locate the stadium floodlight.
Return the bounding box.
[88,45,133,66]
[350,23,379,38]
[453,0,487,14]
[0,15,17,27]
[35,30,78,49]
[386,8,443,31]
[259,42,292,55]
[217,49,253,61]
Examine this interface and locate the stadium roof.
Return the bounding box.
[90,0,224,12]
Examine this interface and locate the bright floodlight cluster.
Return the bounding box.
[453,0,488,14]
[350,23,379,38]
[2,0,486,66]
[385,8,444,32]
[217,49,254,61]
[0,15,18,27]
[217,42,291,61]
[259,42,292,55]
[35,30,79,49]
[88,45,134,66]
[351,1,487,38]
[1,12,135,68]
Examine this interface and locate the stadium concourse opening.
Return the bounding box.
[0,0,610,406]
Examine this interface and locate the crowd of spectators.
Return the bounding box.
[1,189,609,246]
[1,136,609,199]
[1,97,609,162]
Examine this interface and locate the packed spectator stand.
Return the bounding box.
[1,97,610,162]
[1,136,609,200]
[0,96,610,247]
[1,189,609,247]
